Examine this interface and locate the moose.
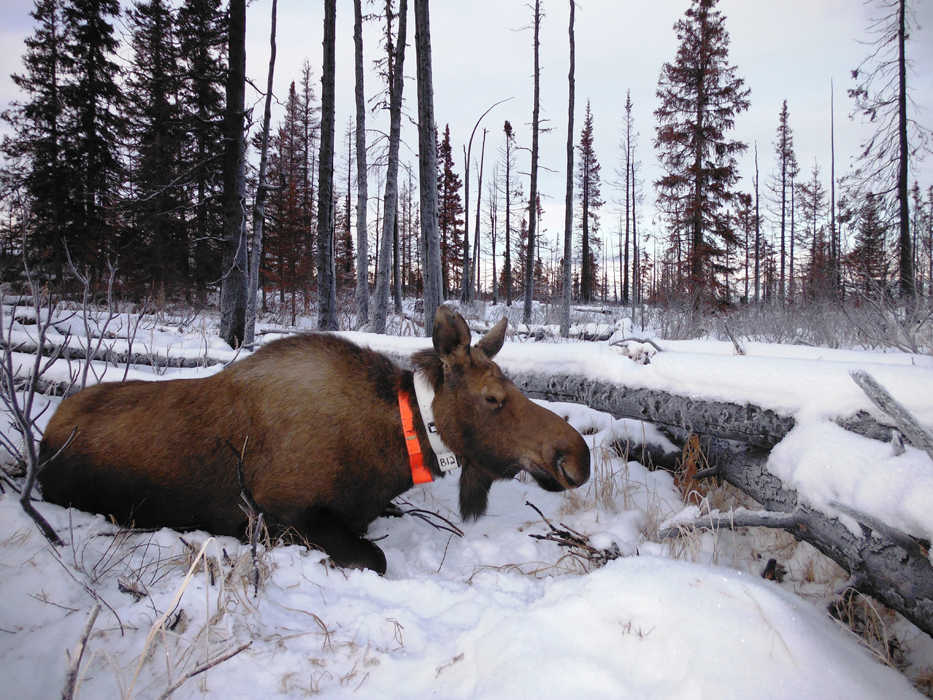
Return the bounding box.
[38,306,590,574]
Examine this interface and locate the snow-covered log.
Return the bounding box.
[1,338,224,369]
[677,435,933,639]
[507,370,915,452]
[510,370,796,448]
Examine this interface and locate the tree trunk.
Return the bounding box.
[372,0,408,334]
[246,0,277,347]
[523,0,541,324]
[354,0,369,326]
[897,0,913,299]
[219,0,248,348]
[559,0,575,338]
[414,0,442,336]
[461,144,471,303]
[473,129,487,299]
[316,0,338,330]
[754,142,760,304]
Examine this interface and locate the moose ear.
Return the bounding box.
[432,306,471,358]
[476,317,507,359]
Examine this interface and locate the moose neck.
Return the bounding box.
[397,370,460,487]
[411,371,460,473]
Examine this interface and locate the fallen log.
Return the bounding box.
[658,435,933,638]
[1,337,225,370]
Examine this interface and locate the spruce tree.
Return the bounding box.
[769,99,798,304]
[2,0,73,277]
[654,0,750,307]
[798,161,829,298]
[576,101,602,303]
[849,193,887,293]
[61,0,125,273]
[124,0,187,291]
[176,0,227,293]
[437,124,463,297]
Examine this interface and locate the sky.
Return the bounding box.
[1,0,932,285]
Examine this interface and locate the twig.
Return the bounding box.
[525,501,620,569]
[156,641,252,700]
[394,499,464,537]
[61,603,100,700]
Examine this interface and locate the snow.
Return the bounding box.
[1,307,932,697]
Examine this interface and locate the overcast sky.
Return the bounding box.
[2,0,932,273]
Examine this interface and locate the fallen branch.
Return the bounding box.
[61,603,100,700]
[850,370,933,462]
[525,501,621,570]
[658,508,801,539]
[156,641,252,700]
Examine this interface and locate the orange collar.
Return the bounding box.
[398,388,434,484]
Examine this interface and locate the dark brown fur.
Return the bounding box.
[38,307,590,573]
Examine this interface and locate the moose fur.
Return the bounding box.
[38,306,590,573]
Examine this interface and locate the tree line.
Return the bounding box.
[1,0,930,344]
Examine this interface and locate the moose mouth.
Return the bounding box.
[520,455,579,492]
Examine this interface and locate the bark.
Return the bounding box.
[372,0,408,334]
[559,0,574,338]
[219,0,248,348]
[414,0,442,336]
[354,0,369,326]
[522,0,541,324]
[316,0,338,330]
[245,0,277,347]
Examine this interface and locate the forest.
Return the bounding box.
[0,0,929,344]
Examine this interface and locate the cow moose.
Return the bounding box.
[38,306,590,574]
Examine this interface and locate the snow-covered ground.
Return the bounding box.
[1,303,931,698]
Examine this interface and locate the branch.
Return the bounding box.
[62,603,101,700]
[156,641,252,700]
[525,501,621,569]
[850,370,933,461]
[658,508,800,539]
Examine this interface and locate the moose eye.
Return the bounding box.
[485,394,502,409]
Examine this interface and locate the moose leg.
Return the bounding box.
[302,509,387,575]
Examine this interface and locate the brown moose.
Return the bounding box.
[38,306,590,574]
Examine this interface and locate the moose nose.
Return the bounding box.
[555,447,589,487]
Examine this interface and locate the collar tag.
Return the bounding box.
[412,371,460,473]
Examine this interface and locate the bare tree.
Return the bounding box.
[372,0,408,333]
[245,0,277,346]
[461,100,509,303]
[353,0,369,327]
[849,0,929,298]
[472,128,488,298]
[219,0,248,347]
[559,0,575,337]
[523,0,542,324]
[414,0,442,335]
[317,0,338,330]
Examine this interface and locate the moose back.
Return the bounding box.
[38,307,590,573]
